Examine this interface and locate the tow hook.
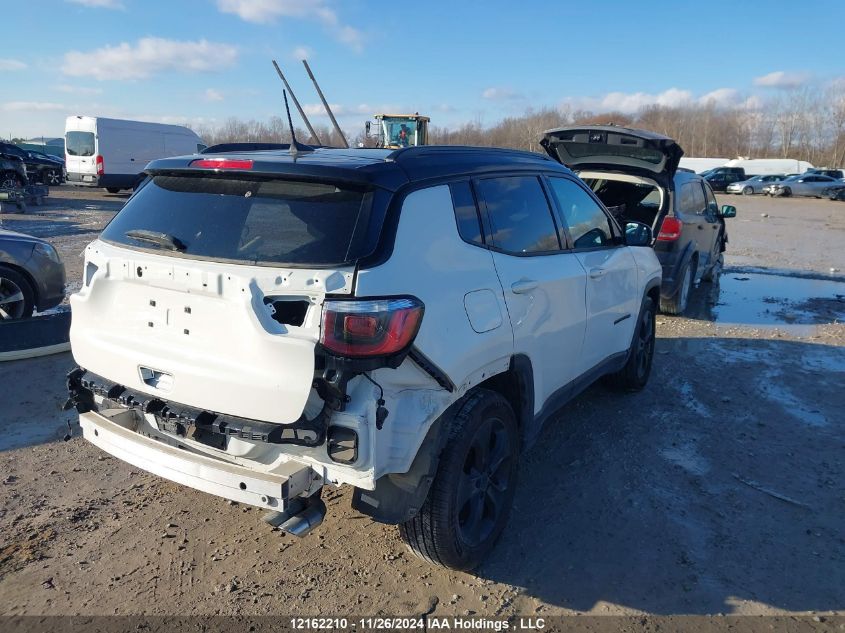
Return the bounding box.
[262,493,326,538]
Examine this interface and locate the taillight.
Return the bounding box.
[320,297,424,358]
[189,158,254,170]
[656,216,682,241]
[95,155,104,175]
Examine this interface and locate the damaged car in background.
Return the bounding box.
[541,125,736,315]
[66,145,661,569]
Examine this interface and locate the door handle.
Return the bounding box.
[589,268,606,279]
[511,279,538,294]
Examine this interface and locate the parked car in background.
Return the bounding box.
[65,145,661,570]
[704,169,746,192]
[821,182,845,199]
[65,116,207,193]
[0,154,28,189]
[541,125,736,316]
[805,168,844,179]
[0,229,65,320]
[726,174,786,195]
[0,142,64,185]
[768,174,841,197]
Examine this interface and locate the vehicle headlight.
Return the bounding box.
[33,242,61,264]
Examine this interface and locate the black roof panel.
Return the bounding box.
[145,145,573,191]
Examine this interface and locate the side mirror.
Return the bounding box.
[624,221,652,246]
[720,205,736,218]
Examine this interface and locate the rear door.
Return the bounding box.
[546,176,638,372]
[677,181,713,274]
[474,174,587,409]
[65,118,97,178]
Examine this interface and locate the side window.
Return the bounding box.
[449,181,483,246]
[703,184,719,219]
[679,182,706,215]
[475,176,560,254]
[547,177,615,250]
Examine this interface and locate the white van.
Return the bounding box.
[64,116,206,193]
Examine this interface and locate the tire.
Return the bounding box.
[742,186,753,195]
[399,389,519,570]
[0,265,35,320]
[781,187,791,197]
[44,169,61,186]
[605,295,656,392]
[1,172,23,190]
[702,253,723,282]
[106,187,121,194]
[660,260,693,315]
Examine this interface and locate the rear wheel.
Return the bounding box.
[44,169,61,186]
[0,266,35,320]
[399,389,519,570]
[742,186,753,195]
[606,295,656,391]
[660,260,693,315]
[1,172,22,189]
[105,187,121,194]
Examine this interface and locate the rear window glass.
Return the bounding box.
[101,175,376,267]
[560,142,664,165]
[66,131,95,157]
[449,181,483,245]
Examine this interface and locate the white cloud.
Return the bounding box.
[56,84,103,95]
[292,45,313,60]
[482,87,523,101]
[698,88,740,107]
[0,59,27,71]
[1,102,66,112]
[302,103,346,116]
[61,37,238,81]
[204,88,225,102]
[753,71,811,89]
[66,0,124,8]
[561,87,695,113]
[217,0,365,51]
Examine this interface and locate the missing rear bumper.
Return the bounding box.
[79,408,317,510]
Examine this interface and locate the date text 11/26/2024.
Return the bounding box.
[289,617,546,631]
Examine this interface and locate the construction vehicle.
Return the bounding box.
[366,114,430,149]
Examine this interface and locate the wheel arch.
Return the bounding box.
[0,261,39,306]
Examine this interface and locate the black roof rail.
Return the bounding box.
[386,144,552,163]
[201,142,331,154]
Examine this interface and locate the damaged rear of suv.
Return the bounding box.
[68,146,661,569]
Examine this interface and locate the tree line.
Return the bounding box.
[193,84,845,167]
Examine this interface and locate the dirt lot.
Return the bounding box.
[0,187,843,618]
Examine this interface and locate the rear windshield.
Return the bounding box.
[560,141,664,165]
[101,175,376,267]
[66,131,95,157]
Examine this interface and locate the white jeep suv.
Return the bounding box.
[67,146,661,570]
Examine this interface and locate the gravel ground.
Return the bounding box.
[0,186,843,619]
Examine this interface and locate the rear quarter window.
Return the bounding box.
[101,174,377,267]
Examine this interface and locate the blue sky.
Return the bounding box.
[2,0,844,139]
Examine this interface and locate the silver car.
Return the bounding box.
[726,174,786,195]
[769,174,841,197]
[0,229,66,319]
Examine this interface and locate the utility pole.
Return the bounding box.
[271,60,322,146]
[301,59,349,148]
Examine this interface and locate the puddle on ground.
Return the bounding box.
[689,271,845,333]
